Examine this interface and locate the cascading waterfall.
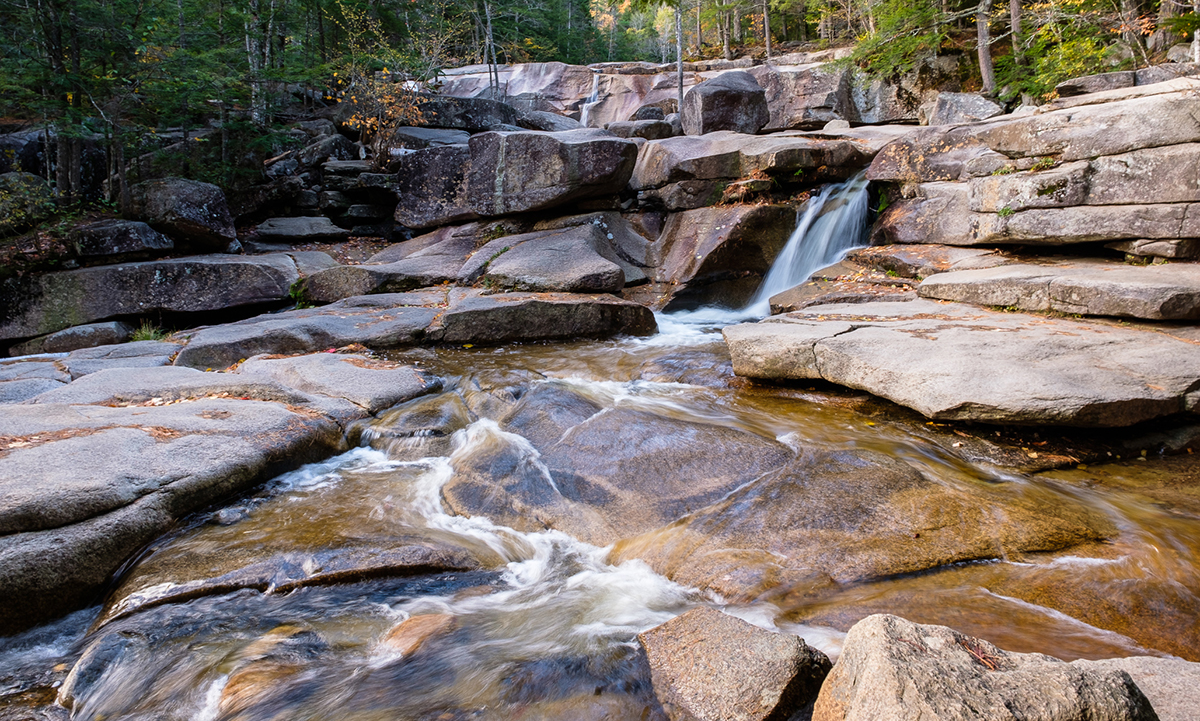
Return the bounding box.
[742,170,871,316]
[660,170,872,330]
[579,72,601,127]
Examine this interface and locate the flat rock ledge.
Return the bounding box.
[172,288,656,370]
[723,299,1200,426]
[0,350,443,634]
[918,259,1200,321]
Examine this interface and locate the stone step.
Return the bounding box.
[918,259,1200,320]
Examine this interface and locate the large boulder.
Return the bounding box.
[632,132,874,209]
[517,110,584,132]
[681,71,770,136]
[722,299,1200,426]
[297,133,360,166]
[812,615,1157,721]
[922,92,1004,126]
[749,64,853,131]
[467,128,637,216]
[302,234,477,301]
[9,321,134,356]
[393,129,637,229]
[253,216,352,243]
[650,203,796,307]
[171,290,655,369]
[390,144,476,228]
[638,607,830,721]
[127,178,236,251]
[0,254,302,342]
[467,225,625,293]
[68,219,173,258]
[1055,70,1136,97]
[417,94,521,131]
[0,398,345,633]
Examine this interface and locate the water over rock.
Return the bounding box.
[611,449,1112,602]
[441,383,794,546]
[812,614,1158,721]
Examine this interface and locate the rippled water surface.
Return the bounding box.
[3,311,1197,720]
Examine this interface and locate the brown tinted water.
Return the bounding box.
[2,313,1197,720]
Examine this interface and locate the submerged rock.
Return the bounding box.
[611,449,1112,601]
[442,383,793,546]
[639,607,830,721]
[812,614,1158,721]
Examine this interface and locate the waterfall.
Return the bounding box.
[743,170,871,315]
[580,72,601,127]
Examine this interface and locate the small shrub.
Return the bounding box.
[132,320,168,342]
[997,206,1015,217]
[1030,157,1055,172]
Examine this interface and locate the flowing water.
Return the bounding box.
[579,72,601,128]
[3,177,1199,720]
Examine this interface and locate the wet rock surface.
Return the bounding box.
[724,299,1200,426]
[0,399,346,633]
[639,607,830,721]
[812,614,1158,721]
[612,449,1112,601]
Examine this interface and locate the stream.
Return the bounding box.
[2,177,1198,720]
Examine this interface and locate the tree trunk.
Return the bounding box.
[696,0,702,54]
[1194,0,1200,63]
[763,0,772,60]
[1009,0,1023,65]
[977,0,995,95]
[676,3,684,112]
[721,0,731,59]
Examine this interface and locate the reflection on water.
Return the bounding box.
[2,317,1198,719]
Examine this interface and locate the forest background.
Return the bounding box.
[0,0,1197,212]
